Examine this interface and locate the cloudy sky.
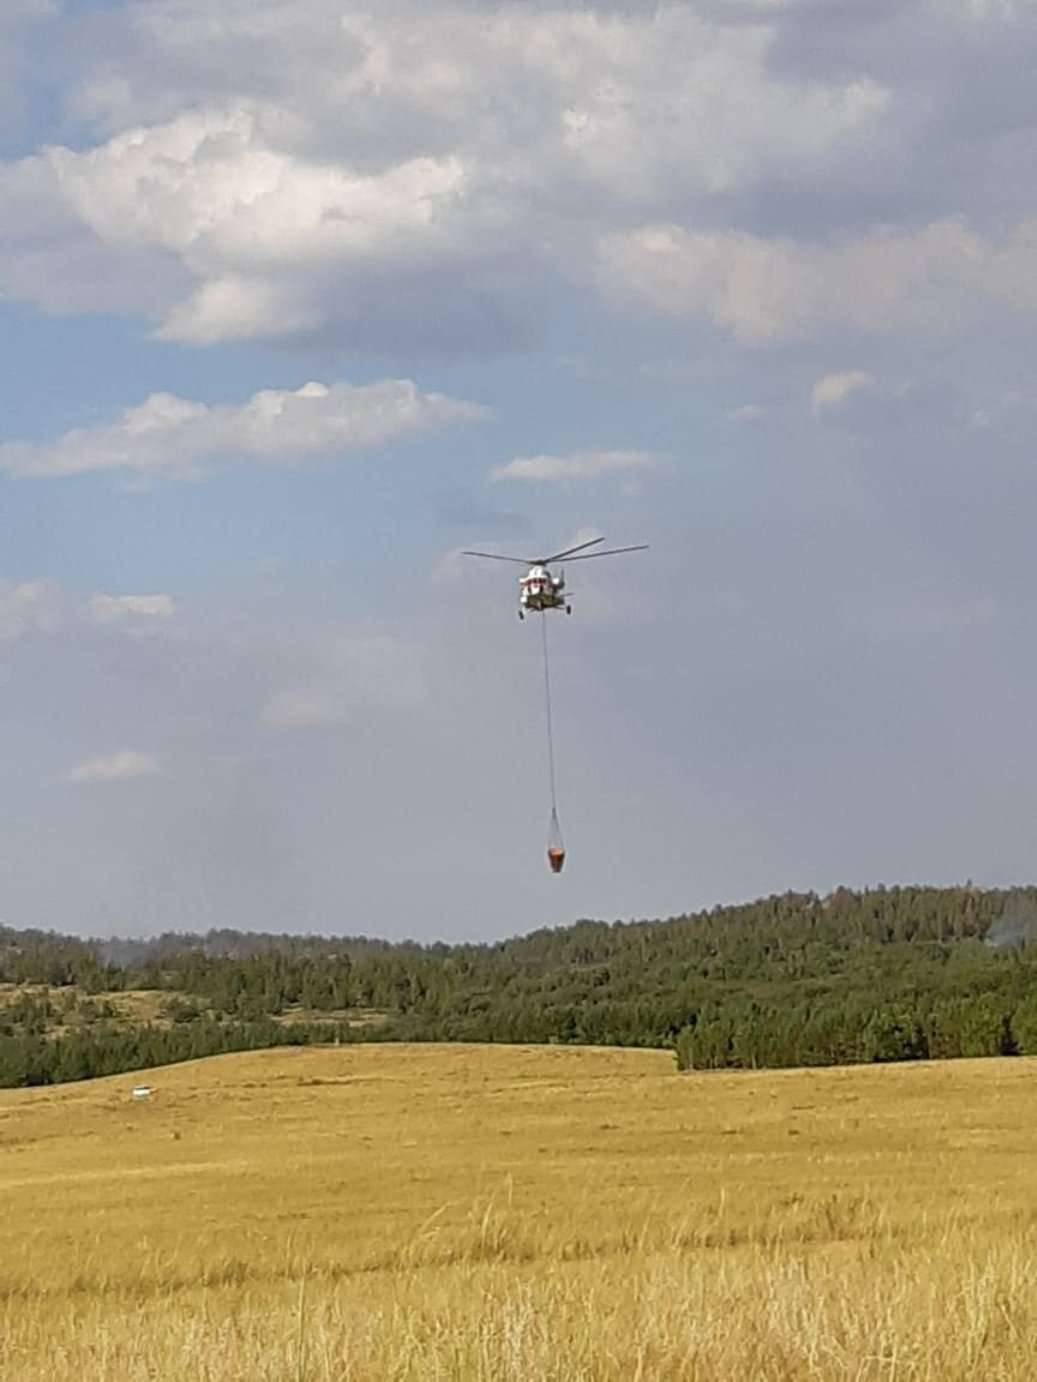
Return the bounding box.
[2,0,1036,942]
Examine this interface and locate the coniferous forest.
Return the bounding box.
[3,885,1037,1087]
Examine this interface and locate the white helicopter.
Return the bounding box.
[462,536,648,619]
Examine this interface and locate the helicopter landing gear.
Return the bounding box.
[518,608,525,620]
[566,604,572,615]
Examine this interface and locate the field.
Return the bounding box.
[2,1044,1037,1379]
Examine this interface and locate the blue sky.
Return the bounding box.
[3,0,1037,941]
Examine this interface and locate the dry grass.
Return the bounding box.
[0,984,170,1029]
[2,1044,1037,1378]
[272,1005,389,1028]
[0,983,386,1034]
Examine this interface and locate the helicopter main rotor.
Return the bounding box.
[461,536,648,566]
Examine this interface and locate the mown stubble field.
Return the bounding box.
[2,1043,1037,1379]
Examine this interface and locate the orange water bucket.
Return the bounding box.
[547,847,566,874]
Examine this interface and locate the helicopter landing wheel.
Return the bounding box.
[566,605,572,615]
[518,609,524,620]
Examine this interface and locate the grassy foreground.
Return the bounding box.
[2,1044,1037,1379]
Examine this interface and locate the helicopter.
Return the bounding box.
[461,536,648,619]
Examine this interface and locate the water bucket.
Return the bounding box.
[546,808,565,874]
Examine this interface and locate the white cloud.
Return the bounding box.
[0,584,179,644]
[491,449,659,483]
[5,0,1037,361]
[65,751,161,783]
[600,218,1037,344]
[43,106,464,269]
[0,581,61,640]
[809,374,951,433]
[89,593,177,625]
[0,379,486,480]
[812,370,875,413]
[67,7,888,193]
[0,103,471,334]
[0,6,891,347]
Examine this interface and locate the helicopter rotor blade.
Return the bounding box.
[461,550,534,564]
[561,544,649,562]
[543,536,606,563]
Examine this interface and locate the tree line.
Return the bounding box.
[2,884,1037,1085]
[0,1015,366,1088]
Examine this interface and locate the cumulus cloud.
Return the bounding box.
[65,751,161,783]
[0,584,182,643]
[810,372,955,433]
[491,449,659,483]
[89,593,176,625]
[600,218,1037,343]
[67,6,889,193]
[0,103,473,330]
[4,0,1037,358]
[0,4,893,349]
[812,370,876,413]
[0,379,485,480]
[0,581,61,640]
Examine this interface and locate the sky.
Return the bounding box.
[2,0,1037,942]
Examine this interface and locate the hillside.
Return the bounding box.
[2,884,1037,1085]
[2,1044,1037,1379]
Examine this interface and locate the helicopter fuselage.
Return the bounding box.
[519,565,570,616]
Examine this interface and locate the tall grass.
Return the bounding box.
[3,1220,1036,1379]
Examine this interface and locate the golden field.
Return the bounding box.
[2,1043,1037,1379]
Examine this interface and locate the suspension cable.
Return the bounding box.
[540,611,559,818]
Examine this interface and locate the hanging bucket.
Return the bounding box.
[547,810,565,874]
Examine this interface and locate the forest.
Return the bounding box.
[2,884,1037,1086]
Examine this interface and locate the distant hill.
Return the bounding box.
[2,884,1037,1085]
